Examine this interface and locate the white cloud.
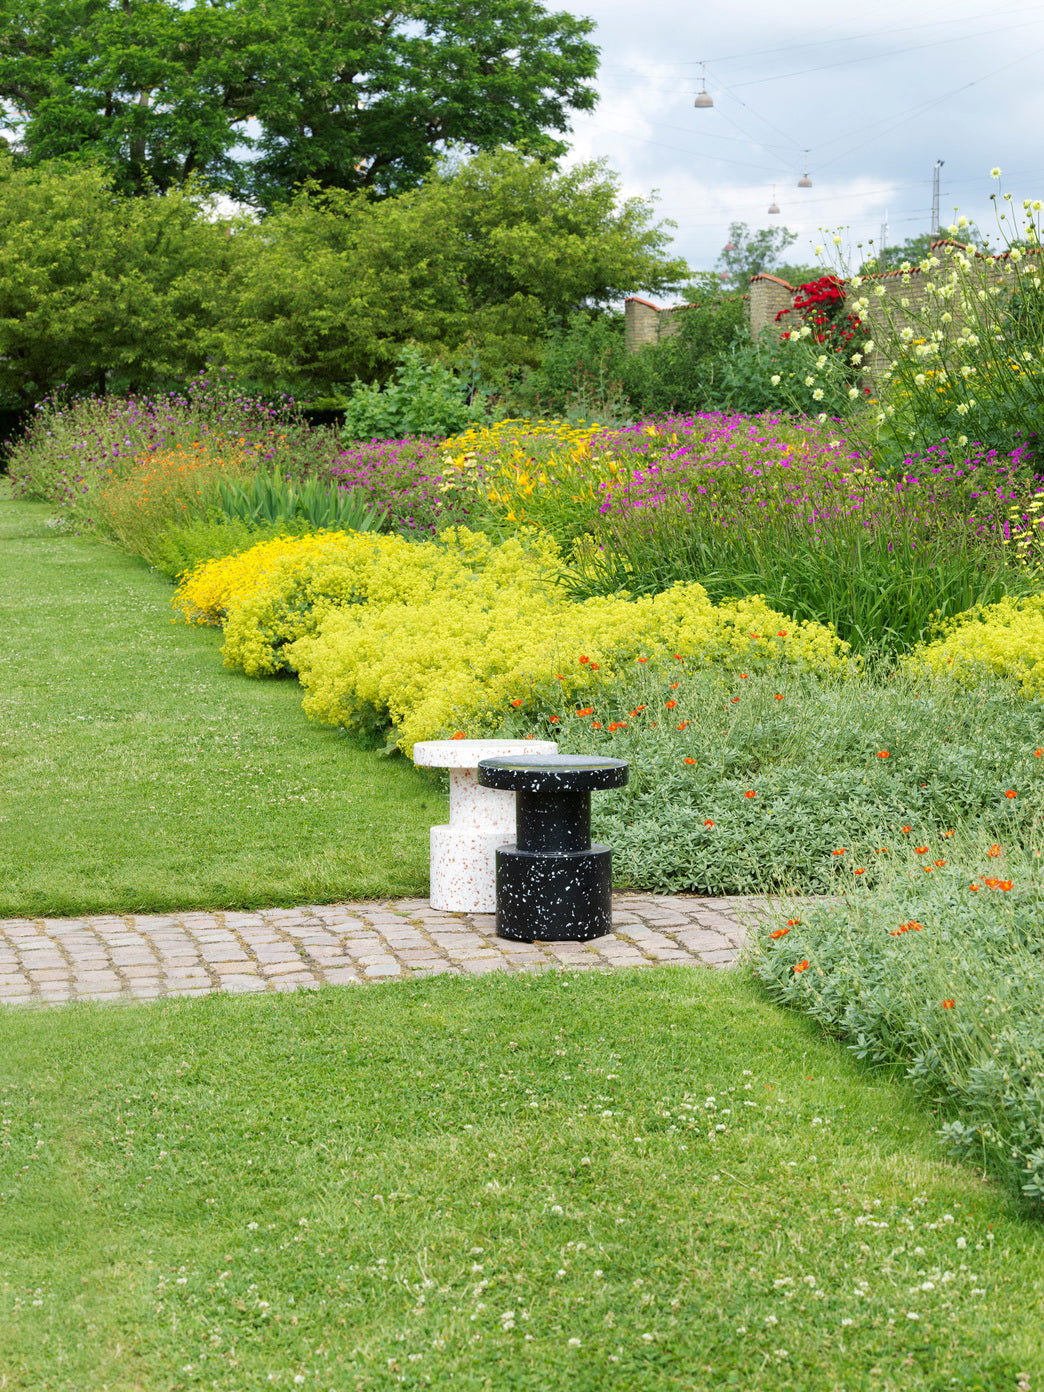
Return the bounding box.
[558,0,1044,291]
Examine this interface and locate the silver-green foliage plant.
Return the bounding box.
[750,838,1044,1212]
[217,471,387,533]
[575,663,1044,896]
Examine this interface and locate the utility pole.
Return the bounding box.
[931,160,944,238]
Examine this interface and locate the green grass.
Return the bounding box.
[1,967,1041,1391]
[0,493,443,916]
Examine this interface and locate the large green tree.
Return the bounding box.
[0,157,233,401]
[0,0,599,206]
[219,149,690,392]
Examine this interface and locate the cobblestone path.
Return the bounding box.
[0,894,776,1007]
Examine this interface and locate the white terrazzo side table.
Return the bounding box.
[412,739,559,912]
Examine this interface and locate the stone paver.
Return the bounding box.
[0,894,785,1007]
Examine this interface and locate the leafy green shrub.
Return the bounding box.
[506,310,631,423]
[341,347,491,441]
[619,300,746,415]
[712,326,855,418]
[217,470,387,533]
[748,838,1044,1210]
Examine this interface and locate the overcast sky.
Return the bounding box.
[557,0,1044,294]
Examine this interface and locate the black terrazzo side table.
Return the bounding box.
[476,754,629,942]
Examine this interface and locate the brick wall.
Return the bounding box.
[625,242,1043,383]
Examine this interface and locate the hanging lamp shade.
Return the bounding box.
[768,185,780,214]
[694,61,713,108]
[798,172,812,188]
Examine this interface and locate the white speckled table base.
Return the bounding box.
[413,739,559,913]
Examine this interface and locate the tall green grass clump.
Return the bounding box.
[216,470,388,533]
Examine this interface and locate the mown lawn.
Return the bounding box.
[2,966,1041,1392]
[0,493,442,916]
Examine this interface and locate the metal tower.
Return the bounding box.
[931,160,944,237]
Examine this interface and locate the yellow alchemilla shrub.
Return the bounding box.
[176,526,562,676]
[289,571,847,755]
[907,595,1044,695]
[173,532,355,628]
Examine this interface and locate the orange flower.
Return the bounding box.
[793,959,810,974]
[665,699,677,709]
[890,920,924,935]
[684,756,696,765]
[590,663,599,670]
[510,698,522,707]
[548,715,559,724]
[670,681,680,689]
[575,707,594,717]
[730,696,740,704]
[555,674,565,681]
[777,630,788,637]
[769,926,790,939]
[877,750,889,759]
[831,848,846,856]
[774,694,784,701]
[592,721,602,729]
[452,731,466,740]
[703,818,715,827]
[915,846,928,854]
[969,881,980,891]
[941,998,955,1009]
[901,825,911,834]
[637,656,648,664]
[786,918,801,927]
[934,859,946,867]
[676,721,688,730]
[1005,789,1017,799]
[673,654,684,661]
[1035,748,1042,757]
[984,877,1013,891]
[942,830,954,838]
[579,655,589,664]
[740,672,748,679]
[987,843,1002,857]
[854,867,865,875]
[744,790,756,798]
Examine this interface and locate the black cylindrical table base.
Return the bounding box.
[495,844,613,942]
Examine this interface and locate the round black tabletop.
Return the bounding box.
[477,754,629,794]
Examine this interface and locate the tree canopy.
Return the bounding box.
[0,157,232,402]
[220,149,690,392]
[0,0,600,206]
[714,222,800,290]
